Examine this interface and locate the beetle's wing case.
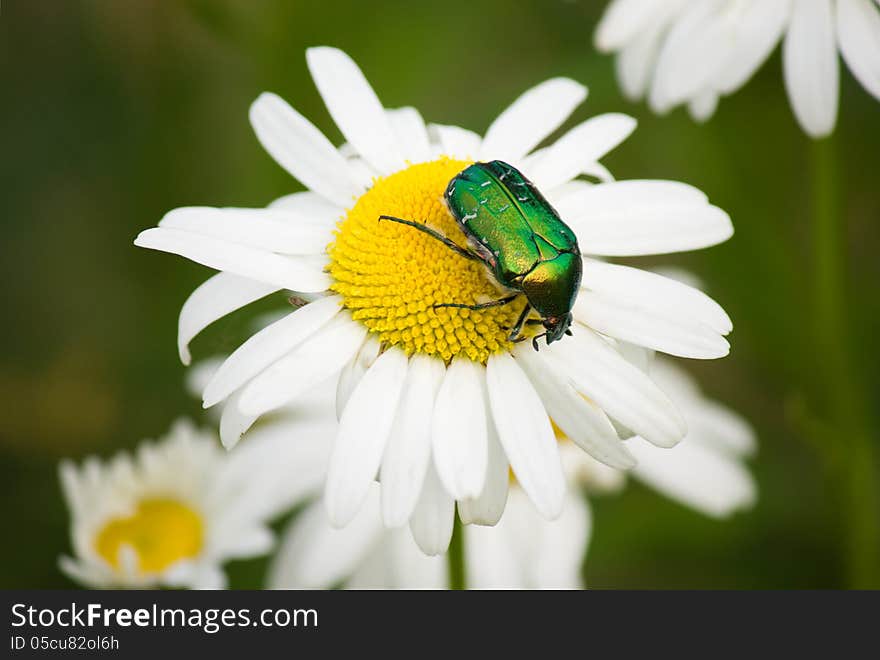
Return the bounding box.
[444,161,581,280]
[478,161,579,256]
[444,162,539,282]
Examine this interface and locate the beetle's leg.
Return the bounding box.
[531,332,548,351]
[434,294,519,312]
[506,303,533,342]
[378,215,479,262]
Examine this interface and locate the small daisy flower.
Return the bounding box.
[135,47,734,555]
[595,0,880,137]
[57,418,330,589]
[267,357,756,589]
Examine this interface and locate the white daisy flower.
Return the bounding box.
[267,357,756,589]
[135,46,734,555]
[58,415,332,589]
[595,0,880,138]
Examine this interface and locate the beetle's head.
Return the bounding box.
[539,313,573,347]
[519,253,582,349]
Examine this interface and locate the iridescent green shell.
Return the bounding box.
[444,160,582,319]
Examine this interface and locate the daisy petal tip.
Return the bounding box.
[132,227,157,248]
[305,45,344,63]
[413,542,446,558]
[535,76,589,107]
[613,449,638,472]
[614,111,638,132]
[219,434,239,451]
[323,489,358,530]
[537,486,567,522]
[248,91,281,119]
[558,76,589,103]
[379,506,407,530]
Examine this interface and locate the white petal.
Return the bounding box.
[219,526,274,559]
[186,565,228,591]
[465,517,526,588]
[594,0,672,51]
[529,114,637,190]
[532,492,591,588]
[345,528,448,589]
[629,436,757,518]
[219,388,257,450]
[575,291,729,359]
[431,358,488,500]
[159,207,331,255]
[268,190,344,223]
[581,258,731,334]
[457,415,509,526]
[546,179,593,205]
[249,92,363,207]
[59,556,110,589]
[383,529,448,589]
[649,359,756,457]
[134,227,331,292]
[486,352,565,519]
[387,107,433,164]
[479,78,588,163]
[177,273,278,365]
[335,335,381,420]
[427,124,482,159]
[203,296,342,407]
[269,498,381,589]
[549,328,687,448]
[380,354,445,527]
[555,179,707,219]
[237,314,366,417]
[557,180,732,256]
[688,90,719,122]
[306,47,406,174]
[581,161,616,183]
[783,0,839,138]
[325,348,409,526]
[614,9,671,99]
[409,464,454,556]
[221,407,334,518]
[515,345,635,470]
[837,0,880,101]
[715,0,792,95]
[649,1,732,113]
[616,339,655,373]
[685,400,758,457]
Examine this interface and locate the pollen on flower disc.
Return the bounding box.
[95,498,203,574]
[328,158,526,364]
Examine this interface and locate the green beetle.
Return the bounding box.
[380,160,582,350]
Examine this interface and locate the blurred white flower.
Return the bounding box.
[58,409,334,589]
[595,0,880,137]
[266,358,756,589]
[136,46,735,556]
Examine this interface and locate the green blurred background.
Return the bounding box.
[2,0,878,589]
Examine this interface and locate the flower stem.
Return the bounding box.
[810,138,880,588]
[447,513,466,590]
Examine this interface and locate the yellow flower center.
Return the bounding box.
[95,498,203,574]
[329,158,526,363]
